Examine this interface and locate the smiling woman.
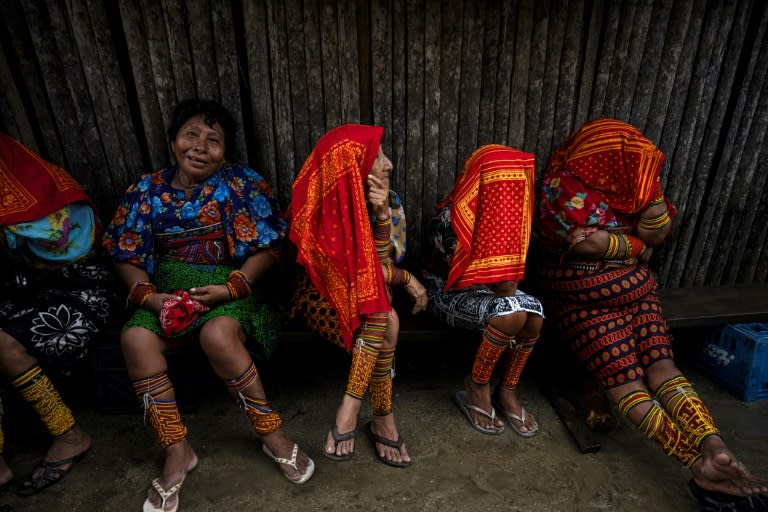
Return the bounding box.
[102,99,314,512]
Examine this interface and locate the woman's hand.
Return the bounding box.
[367,173,390,220]
[188,284,231,307]
[144,292,182,315]
[404,276,428,314]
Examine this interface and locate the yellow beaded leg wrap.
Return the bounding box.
[471,324,512,385]
[344,313,387,399]
[241,395,283,436]
[370,349,395,416]
[132,372,187,449]
[12,365,75,437]
[618,389,701,467]
[500,335,539,390]
[656,375,720,448]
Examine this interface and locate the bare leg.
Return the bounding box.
[199,317,311,481]
[122,327,197,510]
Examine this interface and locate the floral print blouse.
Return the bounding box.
[103,164,287,274]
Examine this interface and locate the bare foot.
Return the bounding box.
[369,414,410,466]
[495,387,538,434]
[692,436,768,496]
[465,378,504,430]
[261,430,312,482]
[145,440,198,511]
[0,455,12,487]
[324,395,361,459]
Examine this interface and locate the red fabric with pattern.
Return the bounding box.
[444,145,535,290]
[159,291,210,338]
[287,125,390,350]
[0,133,93,225]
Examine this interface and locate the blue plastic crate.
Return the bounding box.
[699,323,768,402]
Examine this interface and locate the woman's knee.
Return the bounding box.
[198,316,244,352]
[518,314,544,339]
[488,311,527,335]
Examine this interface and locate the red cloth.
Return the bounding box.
[444,145,535,289]
[288,125,390,350]
[159,291,210,338]
[0,133,92,225]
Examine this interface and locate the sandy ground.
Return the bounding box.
[0,332,766,512]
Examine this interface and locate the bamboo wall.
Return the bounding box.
[1,0,767,288]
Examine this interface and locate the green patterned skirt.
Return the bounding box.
[124,257,283,357]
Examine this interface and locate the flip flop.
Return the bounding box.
[688,478,768,512]
[492,394,539,438]
[143,476,185,512]
[17,449,89,496]
[364,421,411,468]
[262,443,315,484]
[454,390,504,435]
[323,424,357,461]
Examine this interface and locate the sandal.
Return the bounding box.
[454,390,504,435]
[262,443,315,484]
[364,421,411,468]
[688,479,768,512]
[323,424,358,461]
[142,476,186,512]
[17,449,89,496]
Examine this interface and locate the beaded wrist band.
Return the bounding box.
[621,234,647,259]
[226,270,252,299]
[128,281,157,307]
[604,233,621,259]
[639,210,671,230]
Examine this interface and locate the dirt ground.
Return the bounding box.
[0,331,766,512]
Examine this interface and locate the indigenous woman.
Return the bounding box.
[288,124,427,467]
[423,145,544,437]
[103,99,314,512]
[535,118,767,509]
[0,133,112,495]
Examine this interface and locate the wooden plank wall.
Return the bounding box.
[1,0,766,288]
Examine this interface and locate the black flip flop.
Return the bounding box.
[364,421,410,468]
[688,478,768,512]
[323,424,357,461]
[17,449,89,497]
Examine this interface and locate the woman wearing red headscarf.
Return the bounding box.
[0,133,114,496]
[288,124,427,467]
[423,145,544,437]
[536,118,767,509]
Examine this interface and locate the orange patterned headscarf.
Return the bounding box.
[443,145,535,290]
[288,125,390,349]
[547,118,664,214]
[0,133,91,226]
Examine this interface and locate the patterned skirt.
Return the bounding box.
[536,263,674,389]
[422,271,544,331]
[125,257,283,358]
[0,257,114,373]
[288,270,346,350]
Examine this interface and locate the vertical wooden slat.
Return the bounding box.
[0,39,36,145]
[119,0,169,169]
[338,0,360,123]
[371,0,393,154]
[588,0,620,119]
[602,1,637,118]
[551,0,584,155]
[507,0,532,150]
[211,2,247,165]
[437,0,463,192]
[523,0,549,159]
[303,1,326,146]
[477,0,499,146]
[390,0,407,190]
[405,0,425,262]
[286,0,312,167]
[535,0,566,163]
[265,0,295,207]
[423,1,442,221]
[241,0,277,188]
[615,1,653,122]
[573,0,603,130]
[161,0,195,103]
[187,0,217,100]
[320,0,342,130]
[456,0,484,168]
[492,0,517,145]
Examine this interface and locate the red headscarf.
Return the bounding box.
[288,125,390,349]
[443,144,535,289]
[0,133,92,226]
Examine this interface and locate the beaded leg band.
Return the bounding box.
[500,335,539,390]
[224,363,282,436]
[656,375,720,448]
[471,324,513,385]
[12,365,74,437]
[345,313,387,399]
[618,389,700,467]
[370,349,395,416]
[132,372,187,448]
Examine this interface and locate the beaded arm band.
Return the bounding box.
[128,281,157,307]
[384,263,412,286]
[604,233,647,260]
[226,270,252,299]
[639,210,671,230]
[374,217,392,265]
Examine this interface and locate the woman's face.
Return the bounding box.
[369,147,393,181]
[171,115,226,182]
